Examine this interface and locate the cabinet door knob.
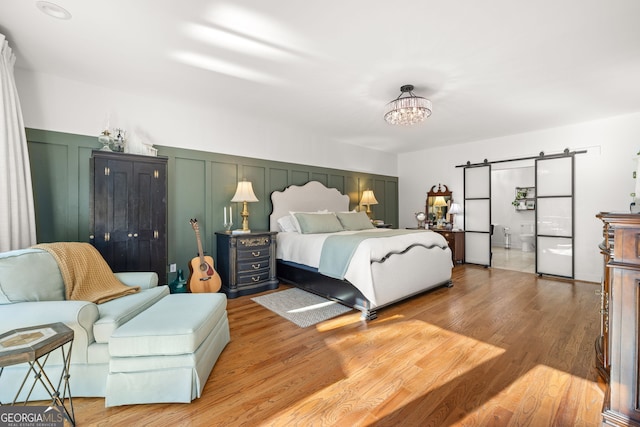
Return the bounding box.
[134,233,138,237]
[128,233,132,237]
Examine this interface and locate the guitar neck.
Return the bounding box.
[195,228,206,262]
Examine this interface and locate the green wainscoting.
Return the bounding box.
[26,128,398,284]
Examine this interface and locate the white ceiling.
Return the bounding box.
[2,0,640,154]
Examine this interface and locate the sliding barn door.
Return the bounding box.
[535,155,574,278]
[464,165,491,266]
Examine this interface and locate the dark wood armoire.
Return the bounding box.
[90,151,167,283]
[596,212,640,427]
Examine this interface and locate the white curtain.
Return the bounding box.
[0,34,36,251]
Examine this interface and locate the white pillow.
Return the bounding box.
[289,210,329,233]
[294,212,344,234]
[277,215,297,232]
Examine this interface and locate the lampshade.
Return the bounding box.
[360,190,378,206]
[433,196,447,207]
[231,180,258,203]
[448,203,462,214]
[384,84,432,125]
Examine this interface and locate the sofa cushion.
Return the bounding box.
[94,286,169,343]
[109,293,227,357]
[0,248,65,304]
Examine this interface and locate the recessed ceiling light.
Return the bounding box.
[36,1,71,20]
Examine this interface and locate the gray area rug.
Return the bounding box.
[251,288,352,327]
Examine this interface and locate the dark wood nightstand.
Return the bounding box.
[215,231,279,298]
[431,229,465,264]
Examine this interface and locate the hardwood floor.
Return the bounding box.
[73,265,605,426]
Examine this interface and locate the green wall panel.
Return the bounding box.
[173,157,207,276]
[269,168,289,198]
[29,141,69,242]
[26,128,398,283]
[329,175,345,194]
[311,172,328,187]
[292,170,310,185]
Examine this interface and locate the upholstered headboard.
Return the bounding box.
[269,181,350,231]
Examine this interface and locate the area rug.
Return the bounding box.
[251,288,352,328]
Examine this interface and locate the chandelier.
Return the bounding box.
[384,84,432,125]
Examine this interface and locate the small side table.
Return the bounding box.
[216,231,279,298]
[0,322,75,426]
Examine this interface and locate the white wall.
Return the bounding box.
[398,112,640,283]
[491,166,535,249]
[14,68,397,176]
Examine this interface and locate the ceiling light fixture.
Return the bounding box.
[36,1,72,20]
[384,84,432,125]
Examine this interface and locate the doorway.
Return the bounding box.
[462,150,576,278]
[490,163,535,273]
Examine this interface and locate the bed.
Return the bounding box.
[270,181,453,320]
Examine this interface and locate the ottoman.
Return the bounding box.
[105,293,230,406]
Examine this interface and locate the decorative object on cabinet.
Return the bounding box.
[426,184,452,229]
[98,129,113,151]
[215,231,278,298]
[596,212,640,427]
[415,212,426,229]
[231,180,259,232]
[223,206,233,233]
[384,84,432,125]
[112,128,126,152]
[360,189,378,218]
[90,151,167,283]
[432,229,465,264]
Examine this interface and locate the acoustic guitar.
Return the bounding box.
[188,219,222,293]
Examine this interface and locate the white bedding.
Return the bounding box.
[277,229,452,307]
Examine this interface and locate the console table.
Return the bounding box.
[0,322,75,426]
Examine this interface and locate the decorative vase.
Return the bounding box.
[169,269,187,293]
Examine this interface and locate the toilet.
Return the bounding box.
[520,223,535,252]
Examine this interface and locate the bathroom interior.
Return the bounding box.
[491,163,536,274]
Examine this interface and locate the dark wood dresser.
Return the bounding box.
[432,229,465,264]
[596,212,640,427]
[90,151,167,283]
[216,231,278,298]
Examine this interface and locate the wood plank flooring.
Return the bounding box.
[72,265,606,426]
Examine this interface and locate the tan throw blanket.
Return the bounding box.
[33,242,140,304]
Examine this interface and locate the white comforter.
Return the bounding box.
[277,229,451,306]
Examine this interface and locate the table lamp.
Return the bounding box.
[231,180,259,232]
[360,190,379,218]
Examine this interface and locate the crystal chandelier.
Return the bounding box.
[384,84,432,125]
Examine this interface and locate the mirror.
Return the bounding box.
[426,184,452,228]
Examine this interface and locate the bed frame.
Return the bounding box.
[270,181,453,320]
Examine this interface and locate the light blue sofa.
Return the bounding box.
[0,247,230,406]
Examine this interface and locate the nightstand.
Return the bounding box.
[215,231,279,298]
[431,229,465,264]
